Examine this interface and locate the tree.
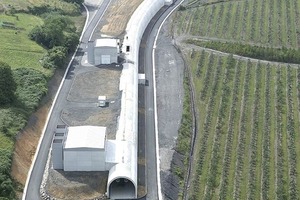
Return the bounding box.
[62,0,84,4]
[0,62,16,105]
[64,32,79,53]
[41,46,67,68]
[28,15,73,49]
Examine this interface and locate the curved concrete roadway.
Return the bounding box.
[22,1,111,199]
[139,0,184,199]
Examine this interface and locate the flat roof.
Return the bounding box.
[64,126,106,149]
[95,38,118,48]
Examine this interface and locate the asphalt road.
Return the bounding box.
[23,1,111,199]
[139,1,184,199]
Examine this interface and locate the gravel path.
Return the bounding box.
[155,16,185,200]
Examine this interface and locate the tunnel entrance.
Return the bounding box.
[108,178,136,199]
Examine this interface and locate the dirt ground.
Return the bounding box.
[155,15,185,200]
[46,168,108,200]
[99,0,143,37]
[62,68,122,139]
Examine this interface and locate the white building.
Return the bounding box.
[87,38,119,65]
[63,126,107,171]
[52,125,137,199]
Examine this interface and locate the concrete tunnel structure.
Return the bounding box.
[52,0,173,199]
[107,0,173,198]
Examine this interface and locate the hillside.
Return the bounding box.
[173,0,300,199]
[0,1,84,199]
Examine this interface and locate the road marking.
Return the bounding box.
[169,60,175,65]
[89,0,111,41]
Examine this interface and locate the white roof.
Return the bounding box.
[98,96,106,101]
[95,39,118,48]
[64,126,106,149]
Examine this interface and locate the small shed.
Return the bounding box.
[63,126,107,171]
[88,38,119,65]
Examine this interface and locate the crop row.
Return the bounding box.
[293,0,300,46]
[221,3,232,38]
[275,67,288,199]
[285,0,294,48]
[247,62,263,200]
[230,3,241,40]
[203,55,236,199]
[187,49,300,199]
[218,59,243,199]
[258,0,266,44]
[261,64,271,199]
[204,5,215,37]
[267,0,274,45]
[286,66,299,199]
[249,0,258,41]
[180,0,300,48]
[233,60,253,199]
[200,53,215,101]
[191,56,224,197]
[195,50,205,78]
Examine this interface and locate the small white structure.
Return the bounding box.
[98,96,107,107]
[63,126,107,171]
[138,73,146,85]
[88,38,119,65]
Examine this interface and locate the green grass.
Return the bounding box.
[178,0,300,49]
[0,13,53,77]
[0,0,79,15]
[176,1,300,198]
[184,49,300,199]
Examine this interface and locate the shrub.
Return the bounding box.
[41,46,67,68]
[0,62,16,106]
[13,68,47,111]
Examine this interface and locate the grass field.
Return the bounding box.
[184,50,300,200]
[0,13,53,76]
[177,0,300,49]
[0,0,79,15]
[174,0,300,199]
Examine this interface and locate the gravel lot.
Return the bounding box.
[155,15,185,200]
[46,64,122,199]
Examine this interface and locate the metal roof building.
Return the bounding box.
[87,38,119,65]
[63,126,107,172]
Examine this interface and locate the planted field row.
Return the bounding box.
[179,0,300,48]
[187,50,300,199]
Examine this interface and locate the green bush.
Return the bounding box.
[13,68,48,111]
[0,62,16,106]
[187,40,300,64]
[64,32,80,53]
[41,46,67,69]
[62,0,84,4]
[0,149,15,200]
[29,15,78,49]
